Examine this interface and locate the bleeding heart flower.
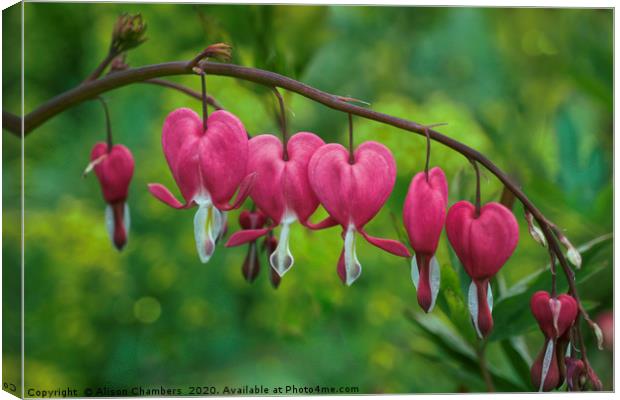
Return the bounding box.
[225,132,325,276]
[148,108,254,263]
[446,201,519,338]
[308,141,410,286]
[565,357,585,391]
[531,291,578,339]
[403,167,448,312]
[89,142,134,250]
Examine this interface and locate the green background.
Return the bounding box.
[2,4,613,394]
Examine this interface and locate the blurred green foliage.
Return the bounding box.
[2,4,612,394]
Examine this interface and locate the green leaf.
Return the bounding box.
[404,310,524,392]
[500,337,532,389]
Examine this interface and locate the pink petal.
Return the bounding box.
[308,141,396,229]
[247,132,324,223]
[303,215,338,230]
[359,230,411,257]
[147,183,189,209]
[91,143,134,203]
[446,201,519,280]
[216,172,256,211]
[199,110,249,206]
[225,228,271,247]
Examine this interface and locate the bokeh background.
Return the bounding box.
[2,4,613,394]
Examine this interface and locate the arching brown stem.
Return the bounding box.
[1,56,590,352]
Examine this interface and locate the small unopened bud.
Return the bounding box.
[111,13,147,55]
[524,210,547,247]
[592,322,604,351]
[557,233,582,269]
[586,366,603,391]
[566,246,582,269]
[203,43,233,61]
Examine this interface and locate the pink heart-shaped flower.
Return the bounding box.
[403,167,448,312]
[446,200,519,338]
[530,291,578,339]
[226,132,325,276]
[148,108,254,263]
[308,141,410,285]
[90,142,134,250]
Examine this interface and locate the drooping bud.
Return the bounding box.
[595,311,613,351]
[403,167,448,312]
[445,201,519,338]
[89,142,134,250]
[524,209,547,247]
[586,366,603,391]
[558,233,582,269]
[565,357,586,391]
[264,235,281,288]
[239,210,266,283]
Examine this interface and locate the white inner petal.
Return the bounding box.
[487,281,493,312]
[124,203,131,241]
[105,204,114,245]
[193,194,220,264]
[539,339,555,392]
[468,280,482,339]
[410,256,419,289]
[428,256,441,313]
[269,209,297,277]
[549,298,562,337]
[344,224,362,286]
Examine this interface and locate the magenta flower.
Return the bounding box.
[445,201,518,338]
[89,142,134,250]
[148,108,254,263]
[403,167,448,312]
[530,291,578,391]
[308,141,411,286]
[226,132,325,277]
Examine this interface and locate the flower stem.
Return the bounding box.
[272,87,288,160]
[97,96,113,151]
[476,343,495,392]
[348,113,355,164]
[424,126,431,181]
[200,72,208,131]
[469,158,481,217]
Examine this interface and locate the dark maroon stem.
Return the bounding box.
[424,127,431,181]
[83,51,118,83]
[142,78,223,110]
[200,72,208,130]
[97,96,113,151]
[348,113,355,164]
[272,87,288,161]
[469,158,481,217]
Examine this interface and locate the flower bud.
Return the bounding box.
[111,13,147,54]
[89,142,134,250]
[403,167,448,313]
